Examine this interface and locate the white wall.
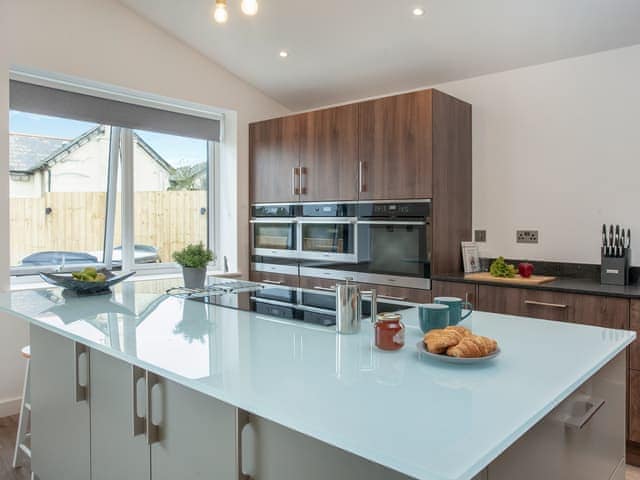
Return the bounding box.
[0,0,29,418]
[0,0,288,415]
[431,45,640,264]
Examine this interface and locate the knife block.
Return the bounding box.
[600,250,630,286]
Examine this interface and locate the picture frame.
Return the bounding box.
[461,241,481,273]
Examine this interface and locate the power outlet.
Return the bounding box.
[474,230,487,242]
[517,230,539,244]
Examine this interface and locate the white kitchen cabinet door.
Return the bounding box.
[250,415,414,480]
[90,349,151,480]
[150,378,237,480]
[30,325,91,480]
[487,352,625,480]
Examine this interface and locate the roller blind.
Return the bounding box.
[9,80,220,141]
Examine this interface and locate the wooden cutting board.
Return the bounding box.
[463,271,557,285]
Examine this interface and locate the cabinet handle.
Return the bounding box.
[562,395,605,429]
[313,285,336,291]
[236,409,253,479]
[131,366,146,437]
[145,371,161,445]
[377,294,408,301]
[262,279,283,285]
[292,167,300,195]
[524,300,568,309]
[359,161,366,193]
[74,343,90,403]
[299,166,307,195]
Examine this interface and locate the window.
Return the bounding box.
[9,80,222,276]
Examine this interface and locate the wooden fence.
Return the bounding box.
[10,191,208,266]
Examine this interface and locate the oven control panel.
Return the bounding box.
[358,202,431,220]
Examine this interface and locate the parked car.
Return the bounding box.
[20,245,159,267]
[20,251,99,267]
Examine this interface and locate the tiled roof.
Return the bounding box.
[9,133,70,173]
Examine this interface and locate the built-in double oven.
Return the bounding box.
[251,200,431,290]
[251,203,357,262]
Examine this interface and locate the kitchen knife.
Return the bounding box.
[602,224,608,257]
[615,225,620,257]
[621,229,626,257]
[609,225,614,257]
[627,229,631,250]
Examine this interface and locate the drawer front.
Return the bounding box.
[357,282,431,304]
[300,277,431,304]
[300,276,338,291]
[489,353,626,480]
[432,280,478,307]
[478,285,629,328]
[250,271,300,288]
[478,285,571,322]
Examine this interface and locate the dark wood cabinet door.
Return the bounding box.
[300,105,358,201]
[478,285,572,322]
[250,115,304,204]
[631,300,640,370]
[250,270,300,288]
[357,90,433,200]
[432,280,478,308]
[571,295,628,329]
[630,370,640,443]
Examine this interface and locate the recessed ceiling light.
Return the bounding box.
[241,0,259,16]
[279,51,289,58]
[412,7,425,16]
[213,0,228,23]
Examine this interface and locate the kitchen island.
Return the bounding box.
[0,278,635,480]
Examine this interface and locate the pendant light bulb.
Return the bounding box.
[241,0,259,15]
[213,0,228,23]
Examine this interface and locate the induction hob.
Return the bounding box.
[168,280,412,327]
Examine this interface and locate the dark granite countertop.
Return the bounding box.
[433,272,640,299]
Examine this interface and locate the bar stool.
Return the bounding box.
[13,345,31,471]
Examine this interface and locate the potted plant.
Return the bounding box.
[172,243,214,289]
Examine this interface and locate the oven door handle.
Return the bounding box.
[250,219,298,224]
[297,218,357,224]
[356,220,426,226]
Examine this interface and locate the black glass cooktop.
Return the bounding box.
[176,282,412,327]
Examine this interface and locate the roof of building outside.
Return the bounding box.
[9,133,70,173]
[9,126,175,175]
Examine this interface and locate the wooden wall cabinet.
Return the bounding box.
[300,104,359,201]
[357,90,433,200]
[250,114,304,204]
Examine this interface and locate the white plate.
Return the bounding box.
[416,341,501,364]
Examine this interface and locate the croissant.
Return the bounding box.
[444,325,471,337]
[424,328,467,354]
[446,335,498,358]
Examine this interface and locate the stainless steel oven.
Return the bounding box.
[356,200,431,289]
[250,204,299,258]
[297,203,357,262]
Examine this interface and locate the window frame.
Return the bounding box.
[8,71,223,277]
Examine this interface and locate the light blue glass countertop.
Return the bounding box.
[0,279,635,480]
